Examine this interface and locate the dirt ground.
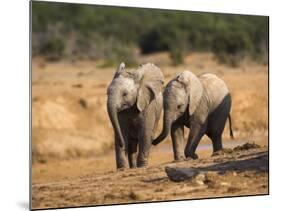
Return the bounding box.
[32,144,268,209]
[31,52,269,209]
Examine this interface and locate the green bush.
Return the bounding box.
[32,2,268,65]
[212,30,253,66]
[40,38,65,61]
[99,40,138,67]
[169,48,184,66]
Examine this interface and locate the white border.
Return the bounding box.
[0,0,280,211]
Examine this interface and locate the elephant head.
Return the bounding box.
[152,71,203,145]
[107,62,164,148]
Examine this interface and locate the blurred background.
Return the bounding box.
[32,2,268,66]
[32,1,268,182]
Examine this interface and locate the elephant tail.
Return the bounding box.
[228,114,234,139]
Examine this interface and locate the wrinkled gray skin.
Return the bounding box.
[107,63,164,169]
[152,71,233,160]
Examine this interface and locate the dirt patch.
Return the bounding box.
[32,99,77,129]
[32,146,268,209]
[233,142,261,151]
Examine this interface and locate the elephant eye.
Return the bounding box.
[177,105,182,109]
[122,91,128,97]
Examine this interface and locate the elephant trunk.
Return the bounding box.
[152,113,172,145]
[107,101,125,148]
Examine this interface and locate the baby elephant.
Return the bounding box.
[152,71,233,160]
[107,63,164,169]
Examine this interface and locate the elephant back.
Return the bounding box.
[199,73,230,112]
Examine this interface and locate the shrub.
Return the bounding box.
[40,37,65,61]
[212,31,253,66]
[169,47,184,66]
[99,40,138,67]
[32,2,268,65]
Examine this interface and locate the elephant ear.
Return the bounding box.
[113,62,125,78]
[177,71,203,115]
[136,63,164,112]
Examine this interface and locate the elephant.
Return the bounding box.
[152,70,233,160]
[107,62,164,169]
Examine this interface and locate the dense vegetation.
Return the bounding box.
[32,2,268,66]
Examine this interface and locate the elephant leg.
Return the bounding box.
[184,123,207,159]
[171,123,185,161]
[137,112,156,167]
[211,134,223,153]
[208,101,230,154]
[128,139,138,168]
[137,129,153,167]
[114,134,127,169]
[206,131,223,154]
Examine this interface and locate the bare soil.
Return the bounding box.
[32,144,268,210]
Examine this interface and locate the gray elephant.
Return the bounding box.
[152,71,233,160]
[107,62,164,169]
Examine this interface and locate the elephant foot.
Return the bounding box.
[172,159,184,163]
[137,160,148,168]
[116,162,127,170]
[184,157,194,162]
[129,164,137,169]
[212,148,233,157]
[116,166,126,171]
[128,161,137,169]
[173,156,185,162]
[137,163,148,168]
[185,153,198,160]
[212,150,222,157]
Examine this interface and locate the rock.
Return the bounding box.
[220,182,230,186]
[165,167,199,182]
[195,173,206,185]
[72,83,83,88]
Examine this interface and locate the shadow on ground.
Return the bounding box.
[197,151,268,173]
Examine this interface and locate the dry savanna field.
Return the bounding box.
[31,53,268,209]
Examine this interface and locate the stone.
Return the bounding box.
[165,167,199,182]
[195,173,207,185]
[220,182,230,186]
